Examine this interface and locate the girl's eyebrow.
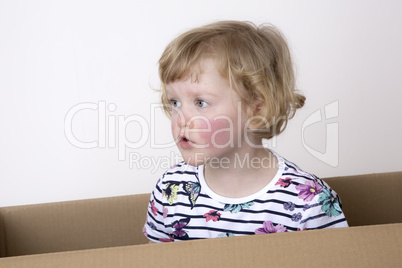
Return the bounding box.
[189,85,221,98]
[167,87,219,99]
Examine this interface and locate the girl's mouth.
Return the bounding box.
[179,136,192,149]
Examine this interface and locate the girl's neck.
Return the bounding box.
[203,146,278,198]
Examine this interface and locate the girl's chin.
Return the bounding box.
[179,153,208,167]
[183,160,205,167]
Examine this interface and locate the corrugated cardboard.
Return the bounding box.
[0,194,149,257]
[0,224,401,268]
[324,171,402,226]
[0,171,401,267]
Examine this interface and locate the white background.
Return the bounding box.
[1,0,401,207]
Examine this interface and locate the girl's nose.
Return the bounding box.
[175,109,194,129]
[176,112,185,127]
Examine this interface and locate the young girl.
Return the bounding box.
[143,21,348,242]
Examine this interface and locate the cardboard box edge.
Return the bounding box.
[0,223,401,268]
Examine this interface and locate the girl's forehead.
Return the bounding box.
[182,57,226,82]
[166,73,230,97]
[166,78,219,97]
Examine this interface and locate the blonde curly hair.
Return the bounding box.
[159,20,305,139]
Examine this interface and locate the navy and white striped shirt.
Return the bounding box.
[144,151,348,242]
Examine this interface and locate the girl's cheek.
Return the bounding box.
[185,119,209,144]
[171,115,180,137]
[200,119,233,147]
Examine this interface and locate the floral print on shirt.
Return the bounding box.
[145,160,347,242]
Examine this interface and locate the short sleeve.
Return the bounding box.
[298,181,349,230]
[143,177,172,243]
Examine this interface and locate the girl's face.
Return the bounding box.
[166,58,252,167]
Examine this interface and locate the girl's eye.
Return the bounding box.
[197,100,208,107]
[170,100,181,108]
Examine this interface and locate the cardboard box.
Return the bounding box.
[0,171,401,267]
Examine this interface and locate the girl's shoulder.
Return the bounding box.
[279,156,328,188]
[158,161,200,185]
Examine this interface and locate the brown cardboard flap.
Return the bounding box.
[324,171,402,226]
[0,223,401,268]
[1,194,150,257]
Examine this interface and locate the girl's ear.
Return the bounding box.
[246,100,265,130]
[253,100,264,115]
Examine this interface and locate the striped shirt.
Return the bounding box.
[143,151,348,242]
